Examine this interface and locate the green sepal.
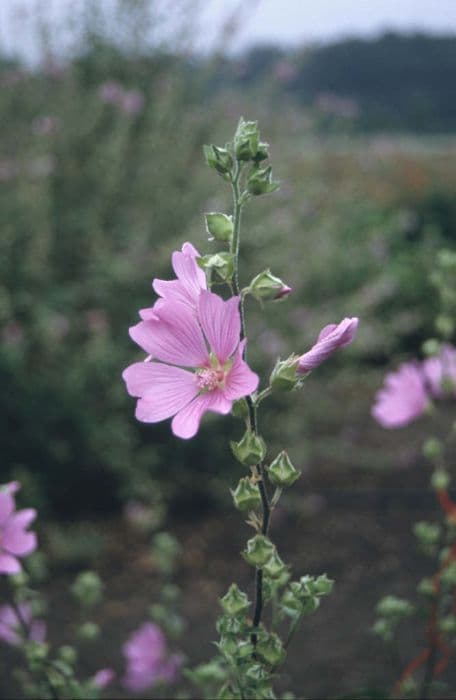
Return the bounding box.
[220,583,251,617]
[243,535,275,567]
[231,430,266,466]
[267,451,301,487]
[205,212,234,242]
[231,477,262,512]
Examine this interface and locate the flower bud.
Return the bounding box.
[375,595,414,620]
[441,562,456,587]
[417,577,435,597]
[231,477,261,511]
[70,571,103,608]
[58,645,77,665]
[24,641,49,671]
[231,430,266,466]
[422,437,443,460]
[234,118,260,161]
[422,338,441,356]
[243,535,275,567]
[216,615,243,637]
[256,632,285,666]
[198,252,234,284]
[267,451,301,487]
[220,583,251,617]
[231,398,249,420]
[270,356,300,392]
[205,213,234,243]
[247,269,292,302]
[203,144,233,177]
[413,521,440,552]
[262,549,288,580]
[440,615,456,634]
[77,621,100,641]
[253,141,270,163]
[247,165,279,196]
[431,468,450,491]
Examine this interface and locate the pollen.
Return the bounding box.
[196,367,225,392]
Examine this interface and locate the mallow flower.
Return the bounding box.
[92,668,116,689]
[422,344,456,398]
[297,317,359,373]
[140,242,206,320]
[122,622,182,692]
[0,602,46,646]
[123,291,258,438]
[372,362,430,428]
[0,483,37,574]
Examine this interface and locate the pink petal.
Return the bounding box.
[129,321,157,355]
[171,390,231,439]
[139,307,160,321]
[152,279,192,307]
[198,291,240,363]
[93,668,115,689]
[0,491,14,526]
[3,510,37,556]
[172,246,206,298]
[150,300,209,367]
[223,340,259,400]
[30,620,47,644]
[126,364,198,423]
[0,553,21,575]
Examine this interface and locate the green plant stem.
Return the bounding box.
[230,163,271,649]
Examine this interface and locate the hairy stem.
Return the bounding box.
[230,164,271,648]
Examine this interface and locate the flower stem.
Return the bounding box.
[230,163,271,648]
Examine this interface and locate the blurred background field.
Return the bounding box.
[1,1,456,697]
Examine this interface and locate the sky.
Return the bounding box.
[1,0,456,61]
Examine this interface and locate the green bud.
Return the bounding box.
[185,661,227,685]
[300,574,334,597]
[216,615,243,637]
[70,571,103,607]
[262,549,288,580]
[423,437,443,460]
[267,451,301,487]
[270,356,299,391]
[247,269,292,302]
[247,165,279,196]
[197,252,234,284]
[161,583,180,603]
[243,535,275,567]
[413,521,441,553]
[441,562,456,587]
[254,141,270,163]
[231,477,262,512]
[234,118,260,161]
[203,144,233,177]
[217,635,238,657]
[375,595,414,620]
[439,614,456,634]
[24,641,48,670]
[231,397,249,420]
[421,339,441,357]
[220,583,251,617]
[256,632,285,666]
[280,589,304,618]
[372,618,393,643]
[435,314,454,338]
[231,430,266,466]
[431,468,450,491]
[10,571,29,588]
[205,213,234,243]
[77,621,100,641]
[245,664,271,683]
[58,645,77,666]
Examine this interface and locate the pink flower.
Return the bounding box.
[297,317,359,373]
[120,89,145,115]
[372,362,430,428]
[99,81,124,105]
[422,345,456,398]
[123,291,258,438]
[141,242,206,317]
[122,622,181,692]
[0,603,46,646]
[0,483,37,575]
[92,668,116,689]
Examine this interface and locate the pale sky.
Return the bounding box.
[1,0,456,61]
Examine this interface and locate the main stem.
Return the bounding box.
[230,164,271,647]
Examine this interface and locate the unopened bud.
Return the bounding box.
[247,165,279,196]
[234,118,260,161]
[231,477,261,511]
[71,571,103,608]
[247,269,292,302]
[270,356,299,392]
[243,535,275,567]
[262,549,288,579]
[203,144,233,177]
[256,632,286,666]
[423,437,443,460]
[205,213,233,242]
[220,583,251,617]
[198,252,234,283]
[431,468,450,491]
[231,430,266,466]
[267,451,301,487]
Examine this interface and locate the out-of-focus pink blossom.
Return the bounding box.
[297,318,358,373]
[423,345,456,398]
[99,80,124,104]
[0,483,37,575]
[0,603,46,646]
[372,362,430,429]
[93,668,116,689]
[122,622,181,692]
[123,290,258,439]
[120,89,145,115]
[32,115,59,136]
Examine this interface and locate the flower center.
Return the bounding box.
[196,367,225,392]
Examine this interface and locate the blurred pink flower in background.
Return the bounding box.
[122,622,182,692]
[99,81,145,115]
[92,668,116,689]
[423,345,456,397]
[372,362,429,428]
[297,317,359,373]
[99,80,124,104]
[124,291,258,438]
[32,115,59,136]
[120,89,145,115]
[0,603,46,646]
[0,482,37,574]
